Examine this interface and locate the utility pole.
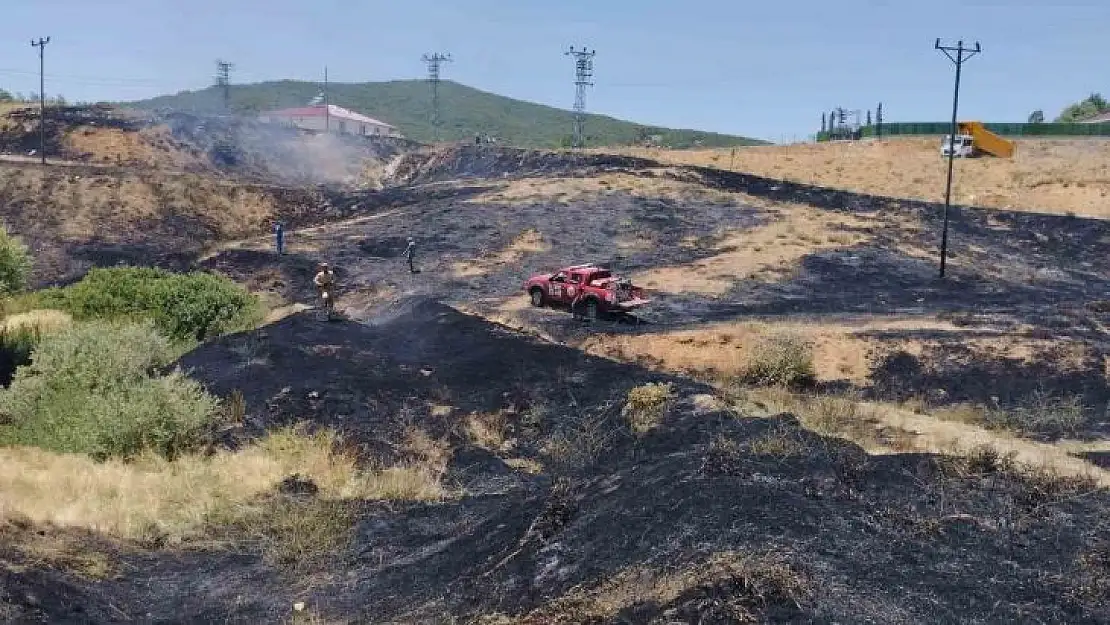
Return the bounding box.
[421,53,452,141]
[215,59,234,111]
[934,38,981,279]
[565,46,596,150]
[323,66,330,132]
[31,37,50,165]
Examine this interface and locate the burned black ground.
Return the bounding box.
[4,300,1108,624]
[4,143,1110,623]
[186,147,1110,429]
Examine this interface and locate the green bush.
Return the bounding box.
[0,320,220,460]
[39,267,262,343]
[0,225,32,297]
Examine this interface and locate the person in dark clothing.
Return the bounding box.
[274,221,285,255]
[401,237,418,274]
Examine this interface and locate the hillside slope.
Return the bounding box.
[3,301,1107,624]
[126,79,767,149]
[610,137,1110,218]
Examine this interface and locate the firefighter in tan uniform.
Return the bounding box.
[313,262,336,318]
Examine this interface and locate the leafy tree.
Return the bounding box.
[866,110,872,126]
[0,89,13,103]
[1055,93,1109,122]
[1027,110,1045,124]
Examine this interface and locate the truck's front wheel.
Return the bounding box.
[529,287,545,307]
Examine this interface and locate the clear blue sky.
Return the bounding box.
[0,0,1106,142]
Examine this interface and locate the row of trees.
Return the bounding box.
[1026,93,1109,125]
[815,93,1107,131]
[1028,93,1109,124]
[821,103,884,139]
[0,88,69,105]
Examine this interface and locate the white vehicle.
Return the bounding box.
[940,134,976,158]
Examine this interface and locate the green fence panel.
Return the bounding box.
[858,122,1110,139]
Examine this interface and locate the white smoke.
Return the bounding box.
[158,110,416,188]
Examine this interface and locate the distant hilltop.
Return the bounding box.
[124,79,768,149]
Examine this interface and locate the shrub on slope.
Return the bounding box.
[35,266,261,343]
[0,320,219,460]
[0,225,31,297]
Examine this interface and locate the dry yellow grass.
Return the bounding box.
[622,382,676,435]
[1,309,73,335]
[582,314,1097,386]
[64,125,204,170]
[478,551,807,624]
[452,228,551,278]
[462,412,510,451]
[0,165,279,242]
[604,138,1110,218]
[631,203,873,295]
[0,521,119,580]
[458,174,738,276]
[0,425,446,543]
[468,172,732,205]
[583,316,937,383]
[734,386,1110,485]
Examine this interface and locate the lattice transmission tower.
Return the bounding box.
[421,52,452,141]
[215,59,234,110]
[565,46,595,149]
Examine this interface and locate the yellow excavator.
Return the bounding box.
[940,121,1015,158]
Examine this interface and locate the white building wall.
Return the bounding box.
[258,113,401,138]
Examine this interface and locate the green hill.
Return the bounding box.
[125,79,767,149]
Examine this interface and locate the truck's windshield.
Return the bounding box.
[589,270,611,282]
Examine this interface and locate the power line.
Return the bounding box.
[564,46,595,150]
[934,38,981,279]
[30,36,50,166]
[0,68,166,86]
[215,59,234,111]
[421,52,452,141]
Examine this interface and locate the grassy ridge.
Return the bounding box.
[125,79,767,149]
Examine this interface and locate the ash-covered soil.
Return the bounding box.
[5,143,1110,623]
[188,147,1110,429]
[174,299,701,463]
[3,301,1108,624]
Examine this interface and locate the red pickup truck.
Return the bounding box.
[523,264,650,319]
